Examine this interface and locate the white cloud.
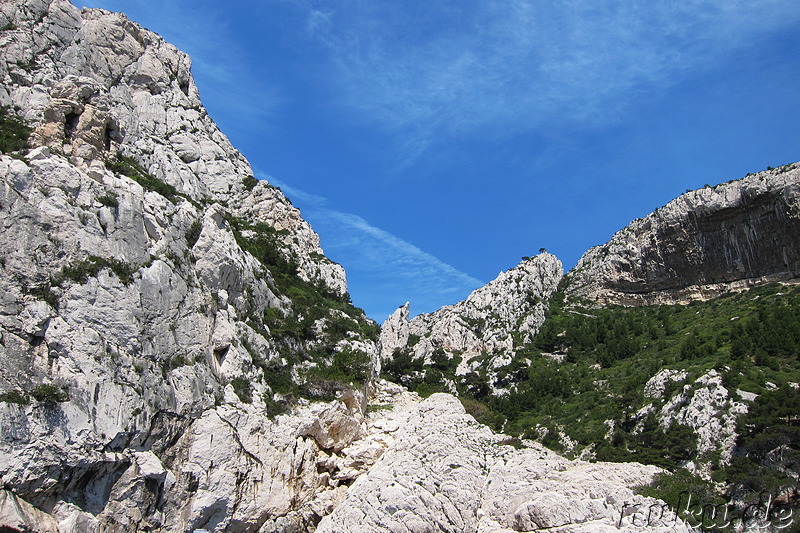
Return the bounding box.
[293,0,800,159]
[265,175,484,320]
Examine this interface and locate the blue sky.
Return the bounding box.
[77,0,800,321]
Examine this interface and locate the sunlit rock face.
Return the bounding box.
[317,393,690,533]
[565,165,800,306]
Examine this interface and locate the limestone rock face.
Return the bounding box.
[566,165,800,306]
[378,302,411,361]
[317,393,690,533]
[0,490,60,533]
[0,0,345,295]
[657,369,748,468]
[380,253,563,374]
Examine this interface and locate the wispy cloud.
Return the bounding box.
[292,0,800,160]
[265,175,484,320]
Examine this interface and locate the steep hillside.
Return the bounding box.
[378,164,800,526]
[0,1,379,530]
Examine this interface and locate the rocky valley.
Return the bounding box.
[0,1,798,532]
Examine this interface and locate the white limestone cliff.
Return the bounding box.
[317,392,690,533]
[0,1,370,530]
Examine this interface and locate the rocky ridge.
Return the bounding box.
[374,162,800,523]
[565,164,800,306]
[317,391,688,533]
[379,253,563,382]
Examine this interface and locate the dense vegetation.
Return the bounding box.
[383,282,800,505]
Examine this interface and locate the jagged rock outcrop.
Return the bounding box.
[656,369,748,468]
[380,253,563,374]
[0,0,345,295]
[0,490,60,533]
[566,164,800,306]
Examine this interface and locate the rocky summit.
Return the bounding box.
[0,1,798,532]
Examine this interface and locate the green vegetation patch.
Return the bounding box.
[225,213,379,406]
[385,282,800,505]
[0,106,32,154]
[0,390,30,405]
[231,377,252,403]
[242,176,259,191]
[59,255,136,285]
[31,384,69,403]
[106,154,181,202]
[383,347,461,398]
[97,192,119,208]
[185,219,202,248]
[25,282,60,309]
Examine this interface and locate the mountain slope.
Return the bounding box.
[379,253,562,393]
[376,163,800,525]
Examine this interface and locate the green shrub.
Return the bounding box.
[31,384,69,403]
[231,377,252,403]
[310,348,371,387]
[166,354,187,370]
[106,154,180,202]
[97,193,119,208]
[262,362,296,395]
[0,390,30,405]
[242,176,259,190]
[0,106,31,154]
[185,219,203,248]
[300,377,347,402]
[26,282,59,309]
[59,255,136,285]
[448,282,800,492]
[636,470,721,512]
[221,213,379,407]
[460,397,504,429]
[263,393,290,418]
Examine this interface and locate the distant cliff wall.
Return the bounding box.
[566,164,800,306]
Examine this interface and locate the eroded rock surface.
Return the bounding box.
[318,393,689,533]
[0,1,371,530]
